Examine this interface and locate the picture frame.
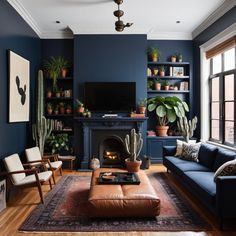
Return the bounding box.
[173,67,184,76]
[8,50,30,122]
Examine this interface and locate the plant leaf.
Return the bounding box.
[156,105,166,117]
[167,109,176,123]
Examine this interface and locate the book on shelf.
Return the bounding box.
[179,81,189,91]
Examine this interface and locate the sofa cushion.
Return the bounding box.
[213,149,236,172]
[198,143,218,169]
[183,171,216,206]
[181,142,201,162]
[214,159,236,182]
[164,156,210,177]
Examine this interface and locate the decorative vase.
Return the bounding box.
[156,125,169,136]
[125,158,142,172]
[90,157,100,170]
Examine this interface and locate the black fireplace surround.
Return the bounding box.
[74,117,147,169]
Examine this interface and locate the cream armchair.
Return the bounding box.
[25,147,63,184]
[3,153,53,204]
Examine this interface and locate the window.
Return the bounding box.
[209,47,236,146]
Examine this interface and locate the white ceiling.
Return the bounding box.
[7,0,236,39]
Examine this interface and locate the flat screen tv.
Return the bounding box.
[84,82,136,112]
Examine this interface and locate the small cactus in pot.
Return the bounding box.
[124,129,143,172]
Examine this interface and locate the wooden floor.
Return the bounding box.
[0,165,235,236]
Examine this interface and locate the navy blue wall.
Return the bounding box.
[74,35,147,106]
[41,39,74,74]
[193,6,236,138]
[0,0,41,160]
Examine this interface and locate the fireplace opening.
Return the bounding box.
[99,135,127,167]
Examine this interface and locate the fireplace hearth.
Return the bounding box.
[99,135,126,168]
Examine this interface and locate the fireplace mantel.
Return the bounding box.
[74,117,147,169]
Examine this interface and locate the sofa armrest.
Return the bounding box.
[216,176,236,219]
[163,146,176,157]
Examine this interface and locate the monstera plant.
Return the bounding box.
[147,96,189,136]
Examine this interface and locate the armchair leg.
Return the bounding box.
[52,173,56,185]
[37,182,44,204]
[59,167,63,176]
[49,178,52,189]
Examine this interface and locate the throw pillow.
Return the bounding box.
[181,142,201,162]
[214,159,236,182]
[198,143,218,169]
[175,139,197,157]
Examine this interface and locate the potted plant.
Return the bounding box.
[162,80,170,90]
[154,79,161,90]
[58,56,70,78]
[147,96,189,136]
[46,87,52,98]
[124,129,143,172]
[54,104,59,115]
[66,104,72,114]
[159,66,165,76]
[59,102,65,114]
[147,80,153,90]
[55,88,62,98]
[152,67,158,76]
[45,133,69,154]
[43,57,61,92]
[138,98,147,114]
[170,53,177,62]
[177,53,183,62]
[76,99,85,113]
[147,47,161,62]
[46,103,53,115]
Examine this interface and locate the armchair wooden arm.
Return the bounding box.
[43,154,59,161]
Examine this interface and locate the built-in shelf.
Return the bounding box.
[45,97,73,101]
[147,135,183,139]
[147,90,189,94]
[147,62,190,66]
[45,114,73,118]
[52,129,73,133]
[147,76,189,79]
[46,77,73,81]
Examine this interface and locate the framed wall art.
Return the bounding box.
[8,50,30,122]
[173,67,184,76]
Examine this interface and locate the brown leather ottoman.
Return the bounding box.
[88,168,160,217]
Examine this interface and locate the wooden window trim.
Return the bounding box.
[206,36,236,59]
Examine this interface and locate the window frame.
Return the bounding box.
[209,47,236,147]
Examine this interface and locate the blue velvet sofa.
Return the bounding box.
[163,143,236,228]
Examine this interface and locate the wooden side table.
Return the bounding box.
[58,155,76,171]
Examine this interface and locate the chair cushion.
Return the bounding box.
[198,143,218,169]
[46,161,62,169]
[25,146,42,162]
[214,159,236,182]
[15,170,52,186]
[3,154,25,184]
[213,149,236,172]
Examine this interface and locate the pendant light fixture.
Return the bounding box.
[114,0,133,32]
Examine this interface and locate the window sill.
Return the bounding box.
[206,140,236,152]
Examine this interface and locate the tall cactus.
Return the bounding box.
[32,70,53,156]
[124,129,143,161]
[177,116,198,143]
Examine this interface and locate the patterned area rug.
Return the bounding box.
[19,173,211,232]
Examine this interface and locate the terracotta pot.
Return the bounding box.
[47,91,52,98]
[150,55,158,62]
[125,158,142,172]
[77,106,85,113]
[60,107,65,114]
[47,108,53,115]
[56,92,61,98]
[160,71,165,76]
[156,125,169,136]
[164,86,169,90]
[155,83,161,90]
[66,108,72,114]
[61,68,67,78]
[171,56,177,62]
[138,106,146,114]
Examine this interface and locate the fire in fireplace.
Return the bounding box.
[99,135,127,167]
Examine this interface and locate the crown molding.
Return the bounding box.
[7,0,42,37]
[147,32,192,40]
[40,31,74,39]
[192,0,236,39]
